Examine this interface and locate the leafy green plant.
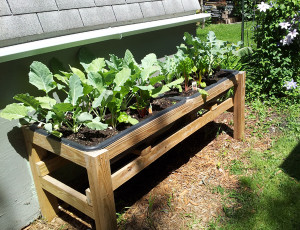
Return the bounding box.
[176,55,195,92]
[245,0,300,101]
[183,31,251,87]
[0,32,237,138]
[0,61,108,137]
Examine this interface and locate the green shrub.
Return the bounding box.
[245,0,299,101]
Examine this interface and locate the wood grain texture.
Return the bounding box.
[22,128,59,221]
[85,188,93,206]
[23,128,86,167]
[40,175,94,219]
[233,72,246,140]
[85,151,117,230]
[36,156,69,177]
[106,75,238,160]
[112,98,234,190]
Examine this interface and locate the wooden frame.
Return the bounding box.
[23,71,245,230]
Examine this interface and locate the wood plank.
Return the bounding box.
[233,72,246,140]
[22,128,59,221]
[85,188,92,206]
[40,175,94,219]
[36,156,69,177]
[112,98,234,190]
[132,146,152,156]
[106,75,238,160]
[85,151,117,230]
[23,128,86,167]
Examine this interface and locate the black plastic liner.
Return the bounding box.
[30,69,239,151]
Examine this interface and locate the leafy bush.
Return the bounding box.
[245,0,300,100]
[231,0,256,20]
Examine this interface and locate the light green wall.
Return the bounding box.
[0,24,196,229]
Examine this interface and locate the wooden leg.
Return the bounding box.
[85,150,117,230]
[25,140,59,220]
[233,71,246,140]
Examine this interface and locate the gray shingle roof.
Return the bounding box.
[0,0,200,48]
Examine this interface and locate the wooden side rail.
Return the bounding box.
[40,175,94,219]
[36,156,69,177]
[111,97,234,190]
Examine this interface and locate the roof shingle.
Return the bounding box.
[0,0,201,48]
[0,0,11,16]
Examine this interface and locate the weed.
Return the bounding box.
[167,193,173,208]
[211,185,225,195]
[229,159,244,175]
[146,195,156,229]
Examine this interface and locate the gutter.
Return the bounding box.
[0,13,210,63]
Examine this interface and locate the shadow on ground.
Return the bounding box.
[281,142,300,181]
[217,141,300,230]
[113,121,233,227]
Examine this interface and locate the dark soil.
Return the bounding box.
[59,70,230,147]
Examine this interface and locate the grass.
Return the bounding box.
[196,21,255,46]
[210,101,300,230]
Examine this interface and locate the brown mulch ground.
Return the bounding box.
[24,105,275,230]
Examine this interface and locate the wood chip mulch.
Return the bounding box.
[25,105,276,230]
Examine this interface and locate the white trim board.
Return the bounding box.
[0,13,210,63]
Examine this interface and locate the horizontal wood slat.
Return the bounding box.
[40,175,94,219]
[36,156,69,177]
[23,128,86,167]
[111,97,234,190]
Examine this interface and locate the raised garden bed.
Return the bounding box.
[22,70,245,230]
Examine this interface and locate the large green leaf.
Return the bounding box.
[106,54,123,71]
[35,97,57,109]
[124,50,135,66]
[54,74,69,85]
[141,53,157,69]
[29,61,55,94]
[83,84,94,96]
[234,47,253,57]
[88,72,105,93]
[86,117,108,130]
[92,89,113,108]
[151,85,170,98]
[68,74,84,106]
[207,31,217,44]
[183,32,194,46]
[149,75,165,86]
[165,77,184,88]
[71,67,87,84]
[114,68,131,91]
[141,66,160,82]
[87,58,106,73]
[0,103,28,120]
[134,85,154,91]
[53,103,74,114]
[14,93,41,111]
[77,112,93,122]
